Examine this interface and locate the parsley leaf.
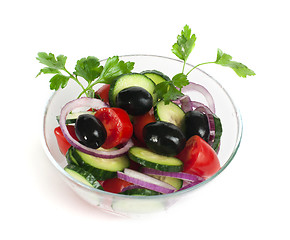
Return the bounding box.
[172,73,189,89]
[37,52,135,98]
[214,49,256,78]
[155,25,195,104]
[154,81,184,105]
[99,56,134,84]
[36,52,72,91]
[171,25,196,62]
[162,25,255,105]
[154,81,169,100]
[165,85,183,103]
[36,52,67,70]
[74,56,103,84]
[36,67,61,77]
[49,74,70,90]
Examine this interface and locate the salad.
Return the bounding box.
[37,25,255,196]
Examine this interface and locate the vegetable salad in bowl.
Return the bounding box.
[39,25,254,216]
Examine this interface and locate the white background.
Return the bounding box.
[1,0,289,239]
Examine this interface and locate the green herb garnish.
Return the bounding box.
[37,25,255,103]
[155,24,255,104]
[36,53,134,98]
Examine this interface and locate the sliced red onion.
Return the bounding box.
[181,82,216,113]
[117,169,176,194]
[178,95,193,112]
[59,97,134,158]
[176,95,216,147]
[187,101,209,110]
[194,106,216,146]
[140,167,205,182]
[120,184,143,193]
[174,95,211,114]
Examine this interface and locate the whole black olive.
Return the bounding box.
[115,86,153,116]
[75,114,107,149]
[143,121,186,156]
[182,110,210,142]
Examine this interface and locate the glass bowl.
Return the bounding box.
[42,54,242,217]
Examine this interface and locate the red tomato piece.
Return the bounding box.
[94,107,133,149]
[95,84,110,105]
[97,180,104,186]
[176,135,220,178]
[133,108,156,144]
[102,178,132,194]
[54,125,78,155]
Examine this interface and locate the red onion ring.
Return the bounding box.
[194,106,216,146]
[59,97,134,158]
[181,82,216,113]
[175,94,216,147]
[140,167,205,182]
[186,100,209,110]
[177,95,193,112]
[120,184,143,193]
[117,169,176,194]
[176,95,210,112]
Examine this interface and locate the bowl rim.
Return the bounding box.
[42,54,243,200]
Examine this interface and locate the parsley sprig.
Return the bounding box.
[36,53,134,98]
[155,25,256,104]
[37,25,255,103]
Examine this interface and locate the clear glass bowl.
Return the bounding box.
[42,54,242,217]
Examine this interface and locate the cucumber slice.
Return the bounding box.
[212,113,222,152]
[66,146,79,165]
[71,147,130,180]
[64,164,103,189]
[120,188,160,196]
[150,175,183,190]
[141,70,170,85]
[56,111,95,124]
[128,147,183,172]
[154,100,185,128]
[109,73,156,106]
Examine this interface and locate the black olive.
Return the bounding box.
[115,86,153,116]
[182,110,210,141]
[75,114,107,149]
[143,121,186,156]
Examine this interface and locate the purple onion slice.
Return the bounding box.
[59,97,134,159]
[117,169,176,194]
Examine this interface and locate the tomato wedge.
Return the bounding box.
[102,178,132,194]
[94,107,133,149]
[133,108,156,144]
[54,125,78,155]
[176,135,220,178]
[95,84,110,105]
